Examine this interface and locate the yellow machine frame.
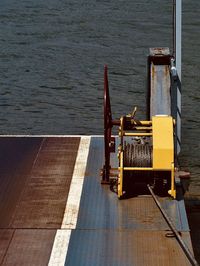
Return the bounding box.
[118,115,176,199]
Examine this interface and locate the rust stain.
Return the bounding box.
[0,137,80,229]
[1,229,56,266]
[0,137,80,265]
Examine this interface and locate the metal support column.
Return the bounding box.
[173,0,182,154]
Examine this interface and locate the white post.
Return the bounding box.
[175,0,182,154]
[175,0,182,80]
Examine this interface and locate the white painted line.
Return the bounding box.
[61,136,91,229]
[48,230,71,266]
[0,134,84,138]
[48,136,91,266]
[0,134,103,137]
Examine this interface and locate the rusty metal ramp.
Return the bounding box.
[0,136,193,265]
[0,136,80,265]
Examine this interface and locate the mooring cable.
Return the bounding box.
[147,184,199,266]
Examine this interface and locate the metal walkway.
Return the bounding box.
[0,136,193,265]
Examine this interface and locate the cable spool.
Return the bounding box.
[123,142,153,195]
[124,143,152,168]
[123,142,171,196]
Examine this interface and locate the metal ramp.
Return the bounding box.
[0,136,193,265]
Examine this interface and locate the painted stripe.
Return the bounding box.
[48,136,91,266]
[48,230,71,266]
[61,136,91,229]
[0,134,102,138]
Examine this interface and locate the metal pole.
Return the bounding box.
[173,0,176,57]
[175,0,182,154]
[175,0,182,80]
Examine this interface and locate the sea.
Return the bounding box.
[0,0,199,195]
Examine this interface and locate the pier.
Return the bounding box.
[0,136,194,265]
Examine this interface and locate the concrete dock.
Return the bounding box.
[0,136,194,265]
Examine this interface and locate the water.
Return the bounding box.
[0,0,199,193]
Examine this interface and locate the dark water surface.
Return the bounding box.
[0,1,199,192]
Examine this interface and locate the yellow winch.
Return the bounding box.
[101,48,181,199]
[117,115,176,199]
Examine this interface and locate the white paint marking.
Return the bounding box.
[48,136,91,266]
[61,136,91,229]
[0,134,102,138]
[48,230,71,266]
